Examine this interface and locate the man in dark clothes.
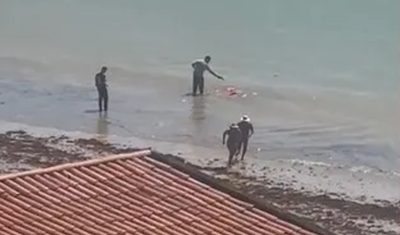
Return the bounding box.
[236,115,254,160]
[95,66,108,112]
[223,123,242,166]
[191,56,224,96]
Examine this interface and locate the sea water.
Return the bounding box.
[0,0,398,202]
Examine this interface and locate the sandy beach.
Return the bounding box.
[1,130,398,235]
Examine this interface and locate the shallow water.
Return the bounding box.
[0,0,398,202]
[0,76,399,203]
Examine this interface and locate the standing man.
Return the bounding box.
[236,115,254,160]
[95,66,108,112]
[191,55,224,96]
[223,123,242,166]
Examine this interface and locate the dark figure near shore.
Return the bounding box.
[95,66,108,112]
[223,123,242,166]
[191,56,224,96]
[236,115,254,160]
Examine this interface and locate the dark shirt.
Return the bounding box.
[223,128,242,145]
[237,121,254,138]
[95,73,106,88]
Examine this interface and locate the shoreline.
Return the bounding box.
[0,130,398,235]
[1,116,398,205]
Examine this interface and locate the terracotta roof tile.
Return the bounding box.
[10,224,37,235]
[111,221,135,233]
[13,178,38,192]
[124,160,149,175]
[0,226,19,235]
[0,150,318,235]
[22,176,49,191]
[69,226,93,235]
[66,168,95,184]
[0,211,16,227]
[152,168,177,184]
[0,181,19,196]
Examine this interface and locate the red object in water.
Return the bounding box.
[225,86,242,96]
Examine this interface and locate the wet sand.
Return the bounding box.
[0,130,398,235]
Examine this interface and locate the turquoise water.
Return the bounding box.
[0,0,398,200]
[1,0,397,94]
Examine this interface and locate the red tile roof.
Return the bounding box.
[0,150,317,235]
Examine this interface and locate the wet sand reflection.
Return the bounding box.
[96,112,109,141]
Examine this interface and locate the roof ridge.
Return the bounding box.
[0,149,152,181]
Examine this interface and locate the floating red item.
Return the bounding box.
[225,86,242,96]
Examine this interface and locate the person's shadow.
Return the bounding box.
[96,112,109,141]
[190,95,206,120]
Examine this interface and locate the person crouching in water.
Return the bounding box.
[223,123,242,166]
[236,115,254,160]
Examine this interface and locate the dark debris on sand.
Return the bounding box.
[0,130,139,174]
[198,167,400,235]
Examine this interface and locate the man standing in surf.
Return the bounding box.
[95,66,108,112]
[236,115,254,160]
[191,56,224,96]
[223,123,242,166]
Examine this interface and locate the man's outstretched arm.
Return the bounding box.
[206,66,224,80]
